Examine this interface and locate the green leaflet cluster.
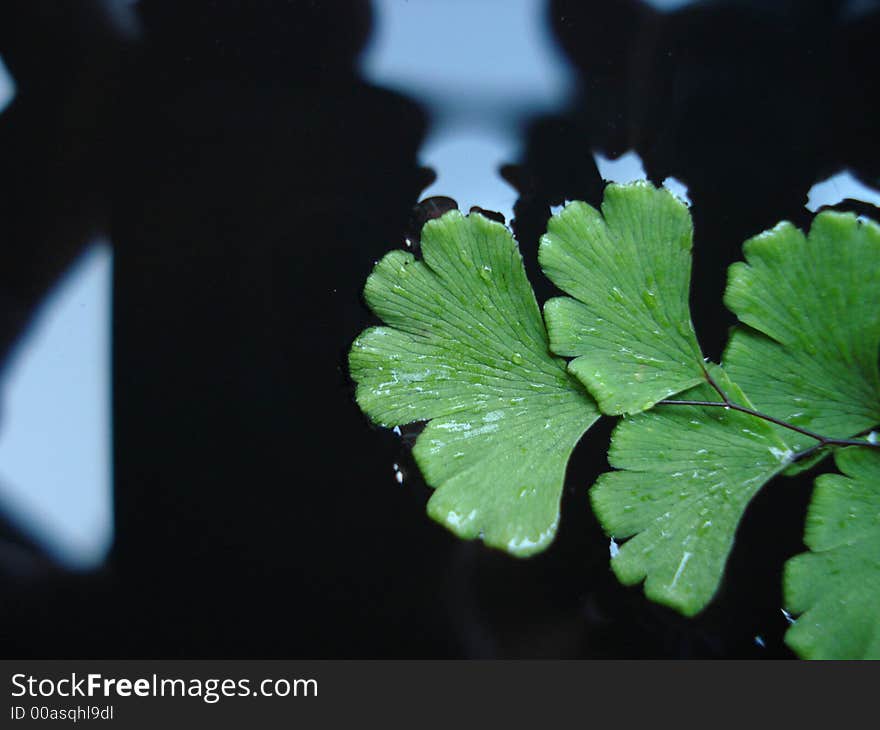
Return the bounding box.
[348,180,880,659]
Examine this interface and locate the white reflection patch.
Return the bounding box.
[0,242,113,569]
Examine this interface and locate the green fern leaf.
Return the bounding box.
[349,211,598,556]
[591,369,794,615]
[784,447,880,659]
[724,213,880,450]
[539,181,704,415]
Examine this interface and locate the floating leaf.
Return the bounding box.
[540,181,704,416]
[784,448,880,659]
[590,369,794,615]
[724,213,880,451]
[349,211,598,556]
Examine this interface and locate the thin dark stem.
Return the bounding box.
[700,364,730,404]
[657,364,880,459]
[656,398,880,455]
[789,442,825,465]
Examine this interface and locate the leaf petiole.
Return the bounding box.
[657,387,880,455]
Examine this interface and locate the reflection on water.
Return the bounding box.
[643,0,700,9]
[591,148,880,215]
[0,242,112,569]
[362,0,573,221]
[593,149,647,185]
[552,149,693,208]
[0,54,14,113]
[98,0,143,39]
[417,130,520,223]
[806,169,880,212]
[661,177,692,206]
[363,0,880,238]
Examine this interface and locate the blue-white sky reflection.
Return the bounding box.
[0,242,113,569]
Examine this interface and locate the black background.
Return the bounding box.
[0,0,878,659]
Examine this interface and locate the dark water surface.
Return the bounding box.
[0,0,878,658]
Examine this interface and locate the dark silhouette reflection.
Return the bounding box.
[508,0,880,353]
[486,0,880,658]
[107,0,452,657]
[0,0,122,368]
[0,1,123,622]
[0,0,461,658]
